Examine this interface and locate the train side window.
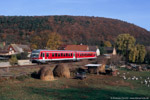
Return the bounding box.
[66,53,68,57]
[58,53,60,57]
[46,53,49,57]
[40,53,43,57]
[55,53,57,57]
[71,53,72,56]
[64,53,66,57]
[52,53,54,57]
[68,53,70,56]
[61,53,63,56]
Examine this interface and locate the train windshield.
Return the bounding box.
[31,50,40,58]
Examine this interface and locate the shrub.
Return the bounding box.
[9,55,18,66]
[16,52,28,60]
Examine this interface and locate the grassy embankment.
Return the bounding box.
[0,68,150,100]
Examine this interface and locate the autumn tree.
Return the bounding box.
[129,47,138,62]
[115,34,135,56]
[128,44,146,63]
[30,30,50,49]
[30,36,42,49]
[136,44,146,63]
[145,50,150,64]
[104,41,112,47]
[46,32,62,50]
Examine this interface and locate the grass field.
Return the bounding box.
[0,68,150,100]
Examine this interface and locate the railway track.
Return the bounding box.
[0,59,96,79]
[0,63,57,78]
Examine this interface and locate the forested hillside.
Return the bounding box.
[0,16,150,46]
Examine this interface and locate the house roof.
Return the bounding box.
[89,46,98,51]
[65,45,88,51]
[104,47,114,54]
[10,44,31,53]
[0,50,9,53]
[17,44,31,52]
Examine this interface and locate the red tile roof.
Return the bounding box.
[65,45,88,51]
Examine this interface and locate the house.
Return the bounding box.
[0,42,10,58]
[103,47,117,58]
[8,44,31,55]
[0,50,10,60]
[64,45,100,56]
[65,45,89,51]
[88,46,100,56]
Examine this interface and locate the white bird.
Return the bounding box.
[145,80,148,84]
[117,72,120,75]
[123,76,126,80]
[135,78,138,80]
[147,77,149,80]
[132,77,135,80]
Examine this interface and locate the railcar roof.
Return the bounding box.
[32,49,95,52]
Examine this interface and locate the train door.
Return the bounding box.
[73,53,76,61]
[42,52,45,60]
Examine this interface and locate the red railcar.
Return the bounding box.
[30,49,97,63]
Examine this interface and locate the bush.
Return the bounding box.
[16,52,28,60]
[9,55,18,66]
[106,55,124,66]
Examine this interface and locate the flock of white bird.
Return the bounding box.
[117,72,150,87]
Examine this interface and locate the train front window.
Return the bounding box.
[31,50,40,58]
[31,53,39,58]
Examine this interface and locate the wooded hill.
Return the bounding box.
[0,16,150,46]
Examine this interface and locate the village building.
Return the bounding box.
[64,45,100,56]
[65,45,89,51]
[8,44,31,55]
[103,47,117,58]
[88,46,100,56]
[0,43,31,59]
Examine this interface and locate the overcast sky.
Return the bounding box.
[0,0,149,30]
